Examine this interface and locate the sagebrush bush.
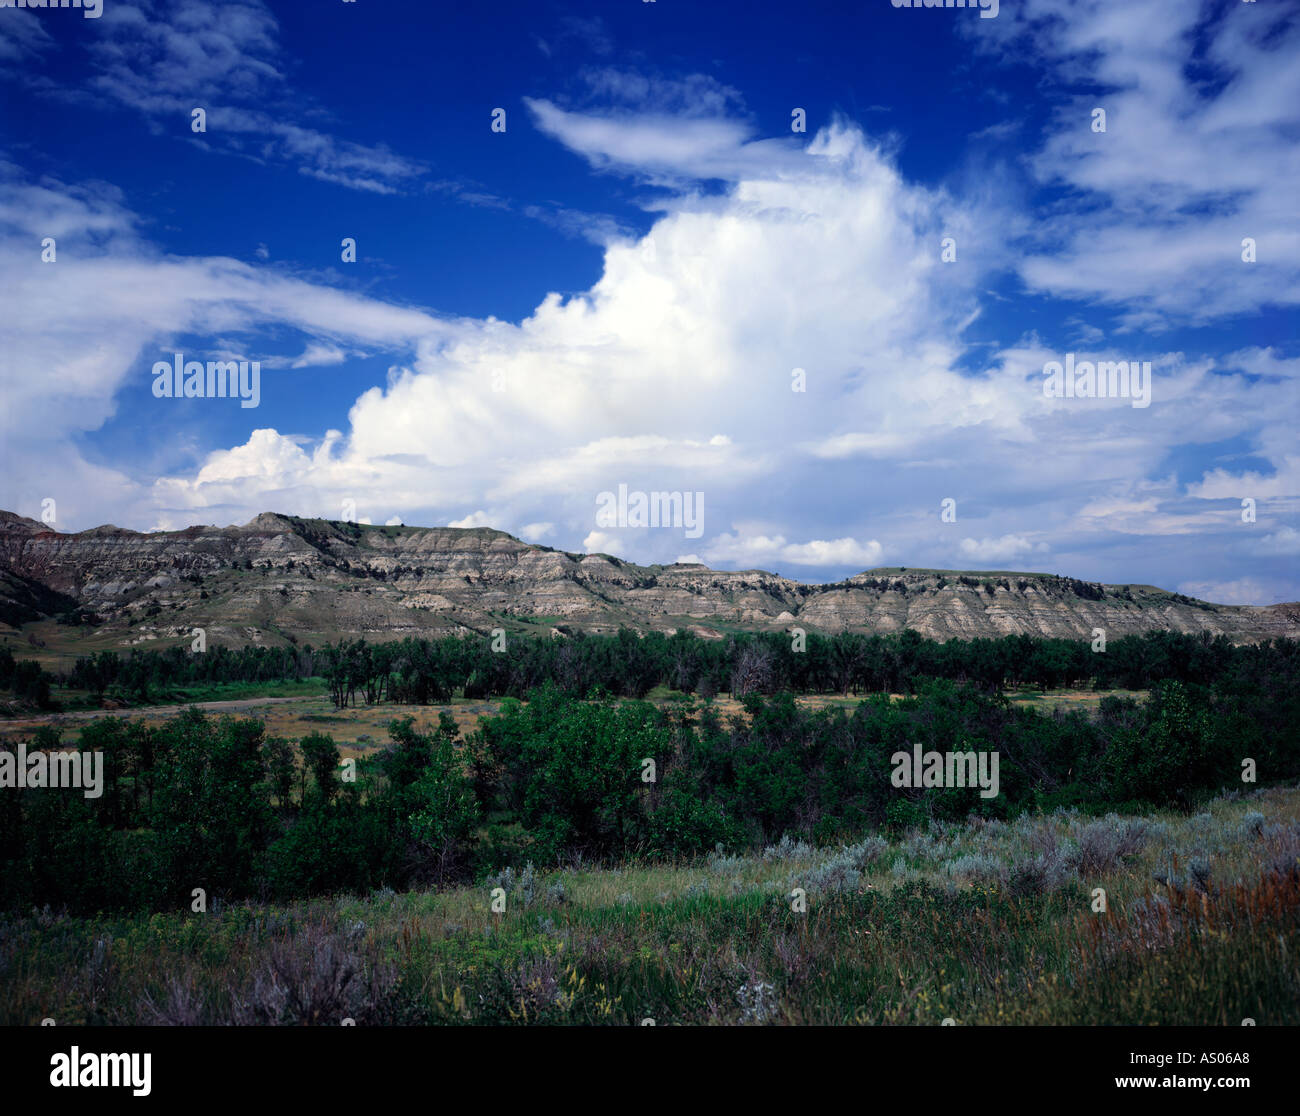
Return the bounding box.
[1006,849,1073,897]
[486,862,538,908]
[944,854,1005,884]
[1241,811,1266,839]
[763,834,814,862]
[843,836,889,871]
[1262,821,1300,881]
[800,854,861,895]
[1071,815,1151,874]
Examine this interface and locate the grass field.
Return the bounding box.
[4,784,1295,1026]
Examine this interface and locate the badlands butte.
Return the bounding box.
[0,509,1296,654]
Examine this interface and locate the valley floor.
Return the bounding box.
[0,686,1149,752]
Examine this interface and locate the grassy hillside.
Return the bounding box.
[6,785,1296,1025]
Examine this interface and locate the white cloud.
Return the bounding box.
[583,530,621,555]
[1256,526,1300,557]
[780,538,884,567]
[1177,577,1285,607]
[289,342,348,369]
[0,8,55,64]
[525,97,763,184]
[968,0,1300,324]
[448,510,495,529]
[1187,459,1300,503]
[5,116,1295,585]
[2,23,1297,599]
[958,535,1047,565]
[80,0,426,194]
[0,169,447,466]
[704,532,883,570]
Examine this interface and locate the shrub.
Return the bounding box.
[487,862,538,909]
[1241,811,1266,839]
[944,854,1005,884]
[1071,816,1151,874]
[800,852,861,894]
[842,835,889,871]
[763,834,814,862]
[228,928,395,1025]
[1006,848,1073,897]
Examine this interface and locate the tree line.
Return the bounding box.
[309,628,1296,705]
[2,633,1295,913]
[3,629,1295,713]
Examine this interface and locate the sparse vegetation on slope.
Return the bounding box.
[4,787,1296,1025]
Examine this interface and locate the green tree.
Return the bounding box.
[300,731,340,801]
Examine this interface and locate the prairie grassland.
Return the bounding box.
[3,784,1296,1026]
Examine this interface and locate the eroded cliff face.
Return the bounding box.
[1,510,1296,648]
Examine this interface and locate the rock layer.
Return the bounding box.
[1,510,1295,648]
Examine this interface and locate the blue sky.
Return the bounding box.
[1,0,1297,603]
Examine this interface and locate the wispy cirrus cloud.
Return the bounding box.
[0,6,56,64]
[967,0,1300,325]
[75,0,427,194]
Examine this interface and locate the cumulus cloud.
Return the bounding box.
[780,538,885,567]
[958,535,1048,565]
[2,5,1297,597]
[4,101,1296,586]
[1187,460,1300,503]
[1256,526,1300,557]
[447,511,496,529]
[582,530,621,555]
[703,533,883,570]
